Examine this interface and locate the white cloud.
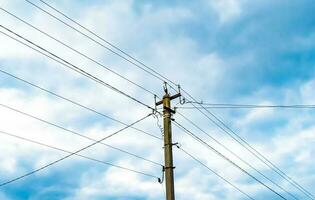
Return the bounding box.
[0,0,314,199]
[208,0,243,23]
[68,160,163,200]
[300,79,315,104]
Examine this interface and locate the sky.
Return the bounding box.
[0,0,315,199]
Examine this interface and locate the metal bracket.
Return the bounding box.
[164,166,176,170]
[163,106,176,114]
[178,85,185,105]
[158,166,165,184]
[163,142,179,148]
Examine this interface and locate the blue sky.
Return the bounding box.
[0,0,315,199]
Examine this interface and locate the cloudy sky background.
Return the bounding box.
[0,0,315,199]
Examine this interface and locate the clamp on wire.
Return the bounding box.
[153,94,158,115]
[163,82,168,94]
[163,142,179,149]
[178,85,186,105]
[158,164,177,184]
[158,166,165,184]
[175,143,182,149]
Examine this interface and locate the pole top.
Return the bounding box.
[155,83,181,106]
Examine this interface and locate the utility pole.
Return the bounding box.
[156,84,181,200]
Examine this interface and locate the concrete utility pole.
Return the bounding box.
[156,85,181,200]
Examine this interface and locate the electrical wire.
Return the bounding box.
[180,88,315,200]
[176,111,299,200]
[0,129,160,187]
[0,7,158,98]
[176,145,256,200]
[0,113,154,187]
[173,121,288,200]
[37,0,178,86]
[0,103,162,167]
[23,0,171,87]
[23,4,313,196]
[3,1,313,197]
[0,25,158,112]
[17,1,313,194]
[0,68,161,140]
[2,23,309,200]
[177,102,315,109]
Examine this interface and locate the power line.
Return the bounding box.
[177,102,315,109]
[190,101,315,200]
[4,1,313,197]
[173,121,289,200]
[23,3,312,196]
[32,2,313,194]
[17,2,314,196]
[0,7,159,97]
[0,129,160,187]
[176,145,256,200]
[180,88,315,200]
[0,113,154,187]
[3,19,307,197]
[31,0,187,98]
[37,0,178,86]
[0,68,161,140]
[3,21,308,199]
[0,1,258,197]
[176,111,299,200]
[0,103,162,167]
[23,0,176,89]
[0,25,158,112]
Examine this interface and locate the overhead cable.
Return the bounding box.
[0,113,154,187]
[0,25,157,112]
[0,7,158,97]
[176,111,299,200]
[176,145,256,200]
[0,68,161,140]
[0,129,160,188]
[24,0,176,88]
[173,121,288,200]
[180,88,314,200]
[0,103,162,167]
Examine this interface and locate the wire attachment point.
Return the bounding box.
[163,82,168,94]
[178,85,185,105]
[158,166,165,184]
[175,143,182,149]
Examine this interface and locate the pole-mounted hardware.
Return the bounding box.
[155,84,181,200]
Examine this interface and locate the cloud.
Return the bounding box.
[1,0,315,199]
[208,0,244,23]
[65,158,165,200]
[300,79,315,104]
